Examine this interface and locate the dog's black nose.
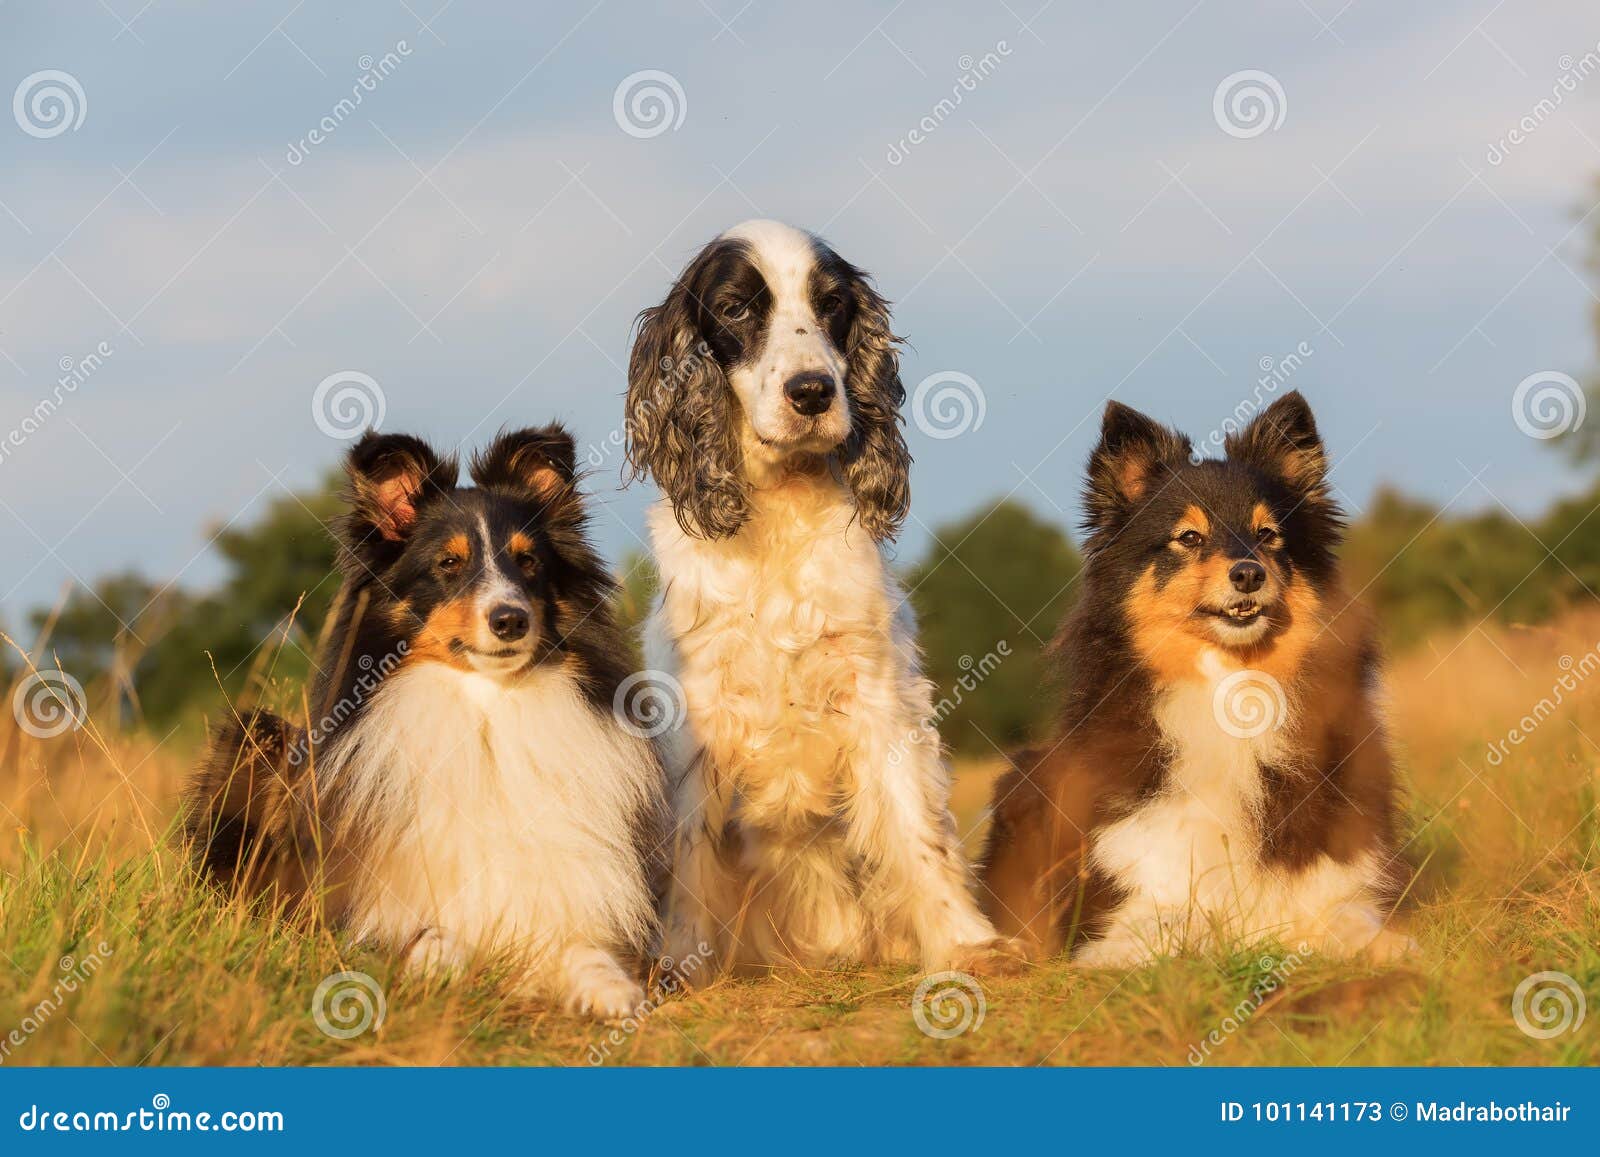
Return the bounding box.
[784,371,836,416]
[1229,560,1266,594]
[488,604,529,641]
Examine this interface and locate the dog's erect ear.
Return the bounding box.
[470,425,577,504]
[344,432,456,549]
[839,266,910,543]
[1224,391,1328,500]
[1083,401,1192,540]
[624,247,750,540]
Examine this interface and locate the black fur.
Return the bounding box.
[624,228,910,542]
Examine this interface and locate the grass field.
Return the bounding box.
[2,610,1597,1067]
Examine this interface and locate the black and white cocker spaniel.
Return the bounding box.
[625,219,1022,976]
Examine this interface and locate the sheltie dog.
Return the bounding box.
[185,425,669,1019]
[979,392,1413,965]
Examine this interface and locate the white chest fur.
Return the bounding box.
[645,481,928,833]
[1084,651,1380,962]
[321,663,658,961]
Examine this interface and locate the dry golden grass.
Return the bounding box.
[1,610,1596,1066]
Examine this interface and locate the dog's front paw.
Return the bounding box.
[403,928,463,977]
[946,936,1031,978]
[566,973,647,1022]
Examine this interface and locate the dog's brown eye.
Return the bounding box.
[1175,530,1204,549]
[515,552,537,573]
[1257,526,1280,544]
[719,302,750,324]
[816,294,841,315]
[438,554,463,574]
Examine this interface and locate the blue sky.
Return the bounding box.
[2,0,1598,621]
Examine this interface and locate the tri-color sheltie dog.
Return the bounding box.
[979,392,1413,965]
[185,425,669,1019]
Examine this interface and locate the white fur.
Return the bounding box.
[320,661,658,1015]
[721,220,852,453]
[1082,647,1389,965]
[646,477,998,972]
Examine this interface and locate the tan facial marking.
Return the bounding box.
[507,531,534,557]
[1124,565,1212,682]
[441,532,470,561]
[403,597,479,670]
[1251,503,1276,535]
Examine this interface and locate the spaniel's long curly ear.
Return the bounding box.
[838,268,910,542]
[624,263,749,539]
[1082,402,1191,550]
[471,424,578,510]
[341,432,457,571]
